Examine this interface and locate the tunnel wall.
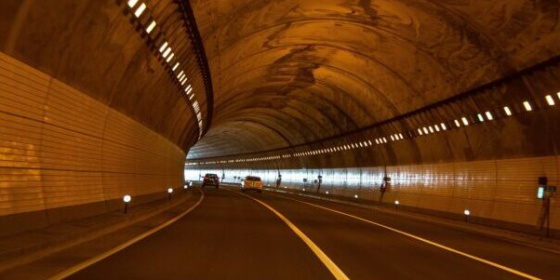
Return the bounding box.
[188,154,559,232]
[0,52,185,236]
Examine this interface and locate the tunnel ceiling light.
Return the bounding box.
[441,123,447,131]
[504,106,512,116]
[417,128,423,135]
[128,0,139,8]
[166,52,175,63]
[461,117,469,126]
[368,140,373,145]
[162,47,172,58]
[399,133,404,140]
[172,62,180,71]
[434,124,440,132]
[477,114,484,122]
[383,137,388,143]
[423,127,429,134]
[146,20,156,34]
[159,41,169,53]
[546,95,555,106]
[523,101,532,111]
[485,111,493,120]
[428,126,434,133]
[454,119,461,127]
[390,135,395,141]
[375,139,379,144]
[134,3,146,17]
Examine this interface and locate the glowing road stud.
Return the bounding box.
[123,195,131,214]
[168,187,174,200]
[464,209,471,222]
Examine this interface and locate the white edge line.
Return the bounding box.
[280,195,541,280]
[48,189,205,280]
[227,189,349,280]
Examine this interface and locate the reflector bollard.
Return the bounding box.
[123,195,131,214]
[168,187,173,200]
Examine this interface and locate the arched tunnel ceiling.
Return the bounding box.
[187,0,560,160]
[0,0,211,153]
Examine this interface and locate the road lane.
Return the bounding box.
[247,190,555,280]
[68,187,559,280]
[268,193,560,279]
[70,188,334,280]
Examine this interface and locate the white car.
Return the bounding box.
[241,176,263,193]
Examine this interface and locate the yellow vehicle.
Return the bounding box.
[241,176,263,193]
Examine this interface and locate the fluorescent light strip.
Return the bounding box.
[128,0,139,8]
[523,101,532,111]
[166,52,174,63]
[162,47,172,58]
[134,3,146,17]
[546,95,555,106]
[146,20,156,34]
[159,42,168,53]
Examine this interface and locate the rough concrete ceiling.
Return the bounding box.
[187,0,560,159]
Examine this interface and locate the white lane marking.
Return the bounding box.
[231,189,349,280]
[48,189,205,280]
[280,195,540,280]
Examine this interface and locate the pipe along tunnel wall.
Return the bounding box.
[0,52,185,236]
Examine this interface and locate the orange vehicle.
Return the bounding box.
[240,176,263,193]
[202,173,220,188]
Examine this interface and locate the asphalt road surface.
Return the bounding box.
[69,187,560,280]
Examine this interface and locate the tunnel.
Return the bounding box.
[0,0,559,279]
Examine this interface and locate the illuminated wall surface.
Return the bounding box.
[187,156,560,230]
[0,52,185,233]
